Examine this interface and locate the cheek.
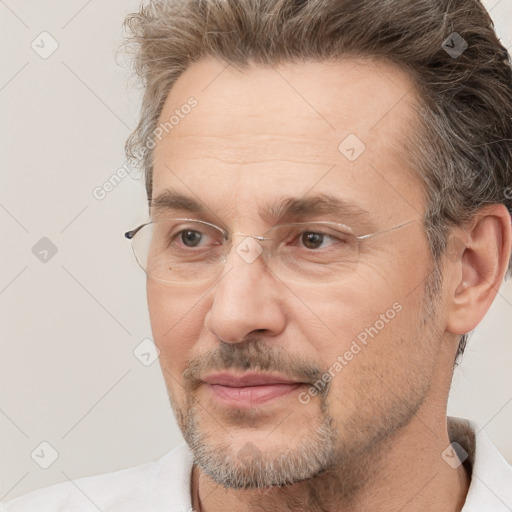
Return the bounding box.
[147,281,207,374]
[297,278,423,382]
[296,279,403,351]
[316,283,435,407]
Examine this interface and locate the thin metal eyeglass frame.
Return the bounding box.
[124,217,421,267]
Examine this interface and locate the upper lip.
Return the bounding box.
[202,372,303,387]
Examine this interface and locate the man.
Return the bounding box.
[3,0,511,510]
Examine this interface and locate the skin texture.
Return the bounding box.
[147,57,511,511]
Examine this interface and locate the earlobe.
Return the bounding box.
[446,204,512,336]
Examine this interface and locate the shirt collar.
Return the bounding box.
[448,416,512,511]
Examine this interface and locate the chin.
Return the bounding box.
[184,404,338,489]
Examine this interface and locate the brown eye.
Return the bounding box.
[301,232,325,249]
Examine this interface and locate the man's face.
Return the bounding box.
[149,58,446,489]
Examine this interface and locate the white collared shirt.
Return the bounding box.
[2,417,511,511]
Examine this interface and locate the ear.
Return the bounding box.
[446,204,512,335]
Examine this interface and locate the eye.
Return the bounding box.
[167,222,224,250]
[179,229,204,247]
[299,231,340,250]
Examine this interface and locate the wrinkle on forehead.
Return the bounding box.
[151,57,423,224]
[154,56,418,160]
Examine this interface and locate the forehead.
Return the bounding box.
[152,57,423,223]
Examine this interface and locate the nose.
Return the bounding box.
[204,237,287,344]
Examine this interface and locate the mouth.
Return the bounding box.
[201,372,305,407]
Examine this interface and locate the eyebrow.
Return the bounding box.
[260,194,370,224]
[151,190,205,215]
[151,189,371,225]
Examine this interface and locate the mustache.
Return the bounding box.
[183,339,325,392]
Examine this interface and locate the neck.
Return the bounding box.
[191,414,470,512]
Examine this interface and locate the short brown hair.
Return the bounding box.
[122,0,512,358]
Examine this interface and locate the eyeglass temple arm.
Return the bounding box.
[125,224,146,240]
[357,218,420,241]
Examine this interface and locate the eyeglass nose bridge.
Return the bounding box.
[232,232,272,242]
[220,231,274,266]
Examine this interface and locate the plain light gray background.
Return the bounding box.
[1,0,511,502]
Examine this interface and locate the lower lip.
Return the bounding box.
[206,382,303,406]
